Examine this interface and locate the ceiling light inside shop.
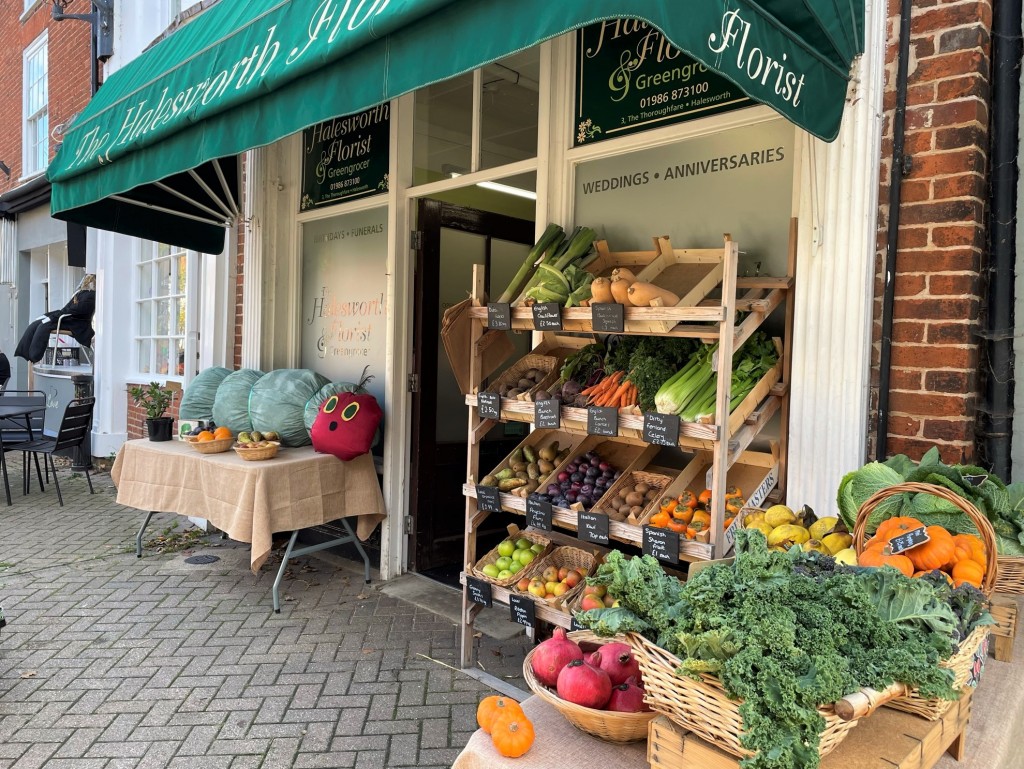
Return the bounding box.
[448,172,537,200]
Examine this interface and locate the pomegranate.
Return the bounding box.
[606,676,650,712]
[588,643,640,686]
[556,653,612,709]
[530,627,583,687]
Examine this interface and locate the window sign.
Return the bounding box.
[300,209,387,406]
[300,104,390,211]
[574,19,749,147]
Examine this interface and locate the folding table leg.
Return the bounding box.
[136,511,156,557]
[272,530,300,614]
[339,517,372,584]
[0,449,10,506]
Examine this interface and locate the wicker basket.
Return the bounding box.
[486,354,559,402]
[853,482,999,595]
[624,632,858,758]
[598,470,672,525]
[513,545,597,607]
[186,436,234,454]
[994,557,1024,594]
[232,442,280,461]
[886,625,990,720]
[469,524,551,588]
[523,630,657,743]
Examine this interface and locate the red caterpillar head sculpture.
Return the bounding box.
[310,392,383,461]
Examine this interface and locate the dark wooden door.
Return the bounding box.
[409,200,534,574]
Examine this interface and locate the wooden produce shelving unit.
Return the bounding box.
[458,228,796,667]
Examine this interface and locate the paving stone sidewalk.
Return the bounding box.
[0,470,530,769]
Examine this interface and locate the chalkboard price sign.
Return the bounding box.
[587,406,619,437]
[570,615,585,632]
[466,577,493,607]
[476,484,503,513]
[888,527,930,555]
[591,302,625,333]
[509,593,536,628]
[477,391,501,421]
[643,526,680,565]
[643,412,681,447]
[531,302,563,331]
[527,494,553,531]
[535,399,561,429]
[487,303,512,330]
[578,511,610,545]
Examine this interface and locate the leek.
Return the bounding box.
[497,223,564,303]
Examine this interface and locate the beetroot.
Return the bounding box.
[606,676,650,712]
[531,627,583,687]
[588,643,640,686]
[556,653,612,709]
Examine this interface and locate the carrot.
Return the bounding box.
[583,375,615,398]
[608,378,631,407]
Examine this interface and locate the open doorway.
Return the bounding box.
[409,199,534,583]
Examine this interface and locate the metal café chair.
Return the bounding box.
[8,397,95,507]
[0,390,47,505]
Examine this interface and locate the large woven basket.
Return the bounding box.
[469,524,551,588]
[513,545,597,607]
[994,557,1024,594]
[853,482,999,595]
[487,354,559,402]
[624,632,859,758]
[186,436,234,454]
[886,625,990,720]
[523,630,657,743]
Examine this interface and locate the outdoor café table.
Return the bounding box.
[0,400,47,505]
[111,438,386,610]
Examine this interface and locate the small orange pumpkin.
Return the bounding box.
[858,545,914,577]
[951,558,985,589]
[476,696,524,734]
[490,711,535,758]
[876,517,925,542]
[951,534,987,569]
[906,526,954,572]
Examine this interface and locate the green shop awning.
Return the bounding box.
[49,0,864,253]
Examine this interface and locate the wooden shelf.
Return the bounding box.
[460,572,573,629]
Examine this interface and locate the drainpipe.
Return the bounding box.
[875,0,913,460]
[978,0,1022,479]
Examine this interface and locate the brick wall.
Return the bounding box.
[869,0,992,463]
[126,387,183,440]
[0,0,93,194]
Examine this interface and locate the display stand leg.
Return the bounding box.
[777,217,797,498]
[946,728,967,761]
[136,510,155,557]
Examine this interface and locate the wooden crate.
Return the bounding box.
[481,429,588,490]
[989,593,1018,662]
[647,690,972,769]
[587,239,661,279]
[591,466,677,525]
[485,353,559,402]
[551,437,661,505]
[701,338,784,437]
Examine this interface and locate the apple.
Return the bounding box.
[557,567,569,581]
[482,564,500,578]
[545,581,560,595]
[495,556,512,571]
[497,540,516,558]
[528,579,547,598]
[508,561,523,574]
[516,577,531,591]
[564,571,581,588]
[576,568,589,580]
[497,569,513,580]
[552,582,569,597]
[542,566,559,583]
[582,584,607,598]
[515,538,533,550]
[530,543,545,555]
[581,595,604,611]
[603,593,617,608]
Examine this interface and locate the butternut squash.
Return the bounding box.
[609,277,632,304]
[627,282,680,307]
[590,277,614,304]
[610,267,638,283]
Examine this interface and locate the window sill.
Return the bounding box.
[20,0,43,23]
[17,169,46,185]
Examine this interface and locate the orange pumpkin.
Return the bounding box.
[476,696,524,734]
[490,711,535,758]
[876,517,924,542]
[951,559,985,589]
[906,526,954,572]
[951,534,987,569]
[858,545,914,577]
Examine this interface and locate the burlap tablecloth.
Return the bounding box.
[452,695,647,769]
[111,439,385,572]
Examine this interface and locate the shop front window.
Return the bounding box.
[134,243,189,378]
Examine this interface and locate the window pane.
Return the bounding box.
[137,303,152,336]
[137,340,152,374]
[175,339,185,377]
[138,263,152,297]
[413,72,473,184]
[175,298,186,335]
[158,259,172,295]
[155,300,170,335]
[176,254,187,293]
[156,339,170,375]
[480,50,539,170]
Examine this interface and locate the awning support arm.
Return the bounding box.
[110,195,228,227]
[212,159,239,217]
[154,181,235,222]
[187,169,236,220]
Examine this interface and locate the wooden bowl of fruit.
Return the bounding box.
[232,431,281,461]
[186,427,235,454]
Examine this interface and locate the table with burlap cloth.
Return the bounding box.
[111,439,385,572]
[452,696,646,769]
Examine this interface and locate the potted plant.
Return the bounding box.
[129,382,176,441]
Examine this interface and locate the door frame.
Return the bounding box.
[408,199,534,572]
